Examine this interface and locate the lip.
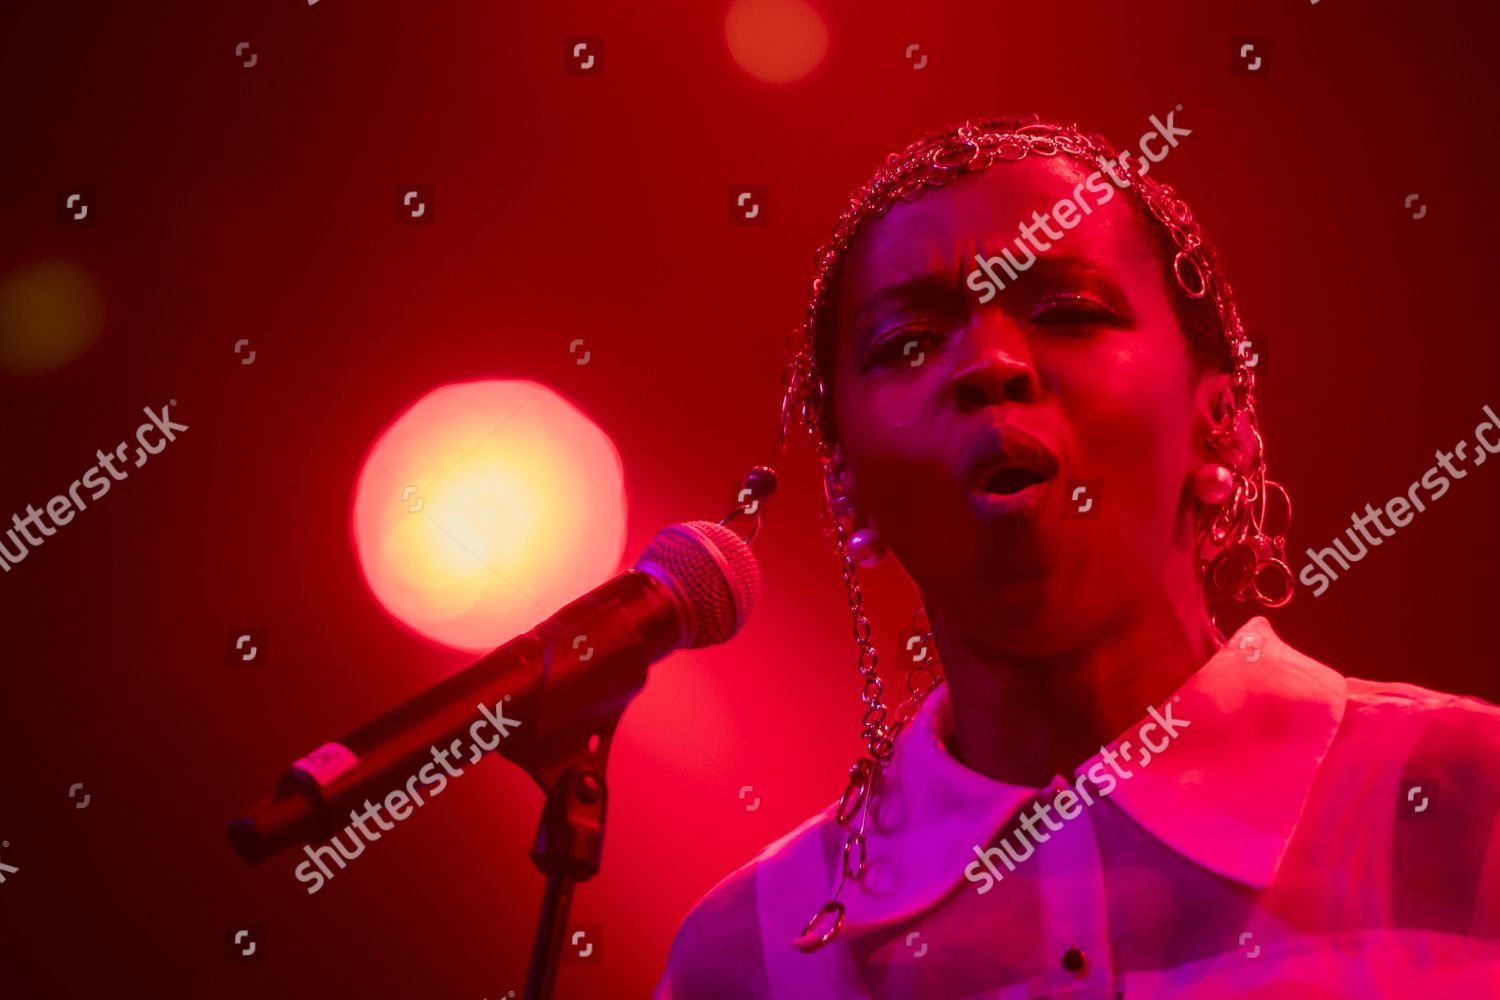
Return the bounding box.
[962,425,1061,492]
[969,478,1051,519]
[962,426,1060,519]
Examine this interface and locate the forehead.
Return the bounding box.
[833,156,1159,314]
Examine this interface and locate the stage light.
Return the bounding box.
[352,379,627,652]
[0,259,103,375]
[725,0,829,84]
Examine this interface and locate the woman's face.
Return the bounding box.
[828,156,1226,650]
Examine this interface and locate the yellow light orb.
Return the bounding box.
[352,379,627,652]
[0,258,104,375]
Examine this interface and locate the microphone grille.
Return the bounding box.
[635,520,760,647]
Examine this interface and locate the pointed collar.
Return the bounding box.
[829,616,1349,938]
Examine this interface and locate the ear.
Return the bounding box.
[826,443,878,526]
[1187,372,1236,472]
[828,443,856,499]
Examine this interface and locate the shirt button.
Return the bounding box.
[1061,947,1086,972]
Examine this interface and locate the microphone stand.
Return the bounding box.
[517,734,615,1000]
[498,593,662,1000]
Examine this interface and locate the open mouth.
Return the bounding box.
[979,466,1051,496]
[963,427,1061,511]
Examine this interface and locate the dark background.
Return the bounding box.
[2,0,1497,996]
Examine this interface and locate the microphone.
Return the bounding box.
[228,519,759,864]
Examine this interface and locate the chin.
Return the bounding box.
[935,562,1055,636]
[942,548,1136,650]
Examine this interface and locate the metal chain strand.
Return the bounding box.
[789,119,1287,950]
[795,445,942,951]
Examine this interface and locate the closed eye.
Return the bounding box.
[1029,295,1124,328]
[865,328,944,370]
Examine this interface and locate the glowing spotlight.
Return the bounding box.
[0,259,104,375]
[352,379,627,652]
[725,0,829,84]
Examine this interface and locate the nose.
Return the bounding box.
[945,322,1041,413]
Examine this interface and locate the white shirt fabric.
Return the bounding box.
[654,616,1500,998]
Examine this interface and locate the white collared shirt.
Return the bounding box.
[655,617,1500,997]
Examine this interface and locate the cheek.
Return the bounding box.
[834,351,926,453]
[833,372,951,521]
[837,382,921,485]
[1064,343,1193,490]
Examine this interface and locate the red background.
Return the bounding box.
[2,1,1498,997]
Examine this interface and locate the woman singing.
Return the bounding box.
[654,117,1500,997]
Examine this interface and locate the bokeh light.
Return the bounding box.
[352,379,628,652]
[725,0,829,84]
[0,258,104,374]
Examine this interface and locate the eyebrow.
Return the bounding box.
[851,273,966,336]
[1010,253,1126,286]
[852,253,1128,332]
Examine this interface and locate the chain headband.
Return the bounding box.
[731,117,1293,950]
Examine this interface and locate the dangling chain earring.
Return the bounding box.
[791,439,942,950]
[823,454,888,568]
[717,354,943,952]
[757,118,1293,951]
